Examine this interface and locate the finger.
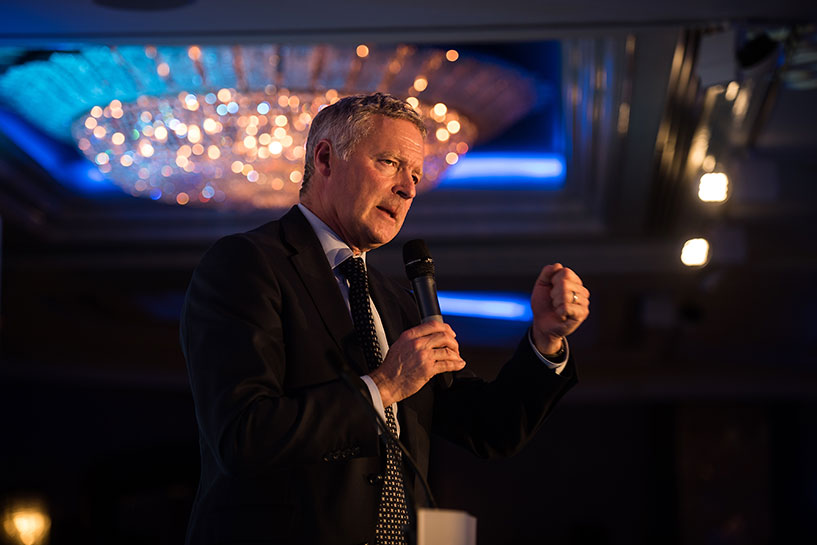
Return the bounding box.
[563,287,590,307]
[421,331,459,353]
[433,345,462,360]
[536,263,564,285]
[553,302,569,321]
[550,284,579,309]
[556,292,590,315]
[433,355,467,373]
[549,267,588,296]
[557,267,584,287]
[554,303,582,322]
[550,277,590,304]
[550,270,584,293]
[402,320,454,340]
[568,297,591,318]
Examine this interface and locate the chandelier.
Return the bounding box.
[0,44,540,209]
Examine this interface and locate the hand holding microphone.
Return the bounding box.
[368,239,464,405]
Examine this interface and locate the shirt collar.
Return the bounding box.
[297,203,365,270]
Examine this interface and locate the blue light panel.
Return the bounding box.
[0,107,116,195]
[438,152,566,189]
[437,291,533,322]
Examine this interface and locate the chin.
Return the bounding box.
[364,232,398,251]
[364,223,402,248]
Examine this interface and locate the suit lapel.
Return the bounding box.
[279,207,369,376]
[280,207,429,480]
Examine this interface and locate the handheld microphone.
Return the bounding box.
[403,239,454,389]
[402,239,443,323]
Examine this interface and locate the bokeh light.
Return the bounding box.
[698,172,729,202]
[681,238,710,266]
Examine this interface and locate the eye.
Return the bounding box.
[380,158,397,167]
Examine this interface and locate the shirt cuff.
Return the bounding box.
[360,374,400,436]
[527,328,569,375]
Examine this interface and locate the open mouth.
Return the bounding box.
[376,206,396,219]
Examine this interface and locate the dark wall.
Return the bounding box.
[2,374,816,544]
[1,235,816,544]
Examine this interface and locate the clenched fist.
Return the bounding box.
[530,263,590,355]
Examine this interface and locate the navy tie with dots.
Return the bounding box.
[338,256,409,545]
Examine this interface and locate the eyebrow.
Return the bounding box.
[375,149,423,179]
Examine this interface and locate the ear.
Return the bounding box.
[314,139,332,178]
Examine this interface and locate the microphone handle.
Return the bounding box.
[410,274,453,388]
[410,275,442,322]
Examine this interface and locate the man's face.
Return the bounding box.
[321,115,424,253]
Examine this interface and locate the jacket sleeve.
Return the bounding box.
[180,234,379,476]
[430,334,578,459]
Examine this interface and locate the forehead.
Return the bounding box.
[359,115,425,157]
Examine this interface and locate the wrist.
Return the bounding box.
[543,338,566,360]
[369,370,395,407]
[532,328,564,357]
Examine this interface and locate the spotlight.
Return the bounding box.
[681,238,710,267]
[698,172,729,202]
[1,499,50,545]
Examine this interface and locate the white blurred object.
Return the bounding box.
[417,508,477,545]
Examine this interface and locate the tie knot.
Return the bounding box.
[338,256,366,280]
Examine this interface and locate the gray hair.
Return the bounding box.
[300,92,427,195]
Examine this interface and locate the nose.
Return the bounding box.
[394,170,416,200]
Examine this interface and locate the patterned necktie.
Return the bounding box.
[338,256,409,545]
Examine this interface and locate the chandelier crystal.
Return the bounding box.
[1,44,539,209]
[73,88,476,208]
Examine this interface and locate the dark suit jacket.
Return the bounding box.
[181,206,577,545]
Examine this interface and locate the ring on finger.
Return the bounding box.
[572,291,579,304]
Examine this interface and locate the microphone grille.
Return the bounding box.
[403,239,435,279]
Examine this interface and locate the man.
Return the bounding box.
[181,93,590,545]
